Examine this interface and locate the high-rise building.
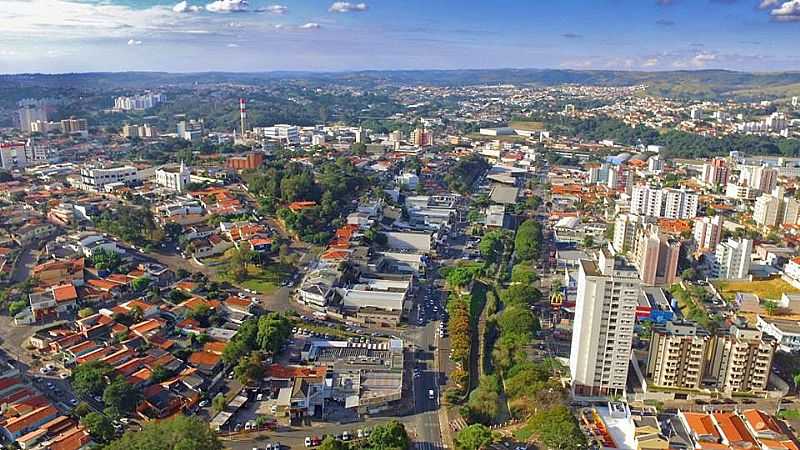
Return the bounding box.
[705,324,775,393]
[647,321,710,390]
[613,214,652,254]
[690,107,704,120]
[388,130,402,143]
[700,158,729,188]
[355,127,367,144]
[113,93,166,111]
[411,127,432,147]
[784,197,800,226]
[648,156,663,174]
[630,185,699,219]
[713,238,752,280]
[633,225,681,286]
[16,99,50,132]
[693,215,723,252]
[570,250,641,396]
[60,118,88,134]
[739,165,778,193]
[753,194,784,228]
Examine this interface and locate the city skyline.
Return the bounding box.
[2,0,800,73]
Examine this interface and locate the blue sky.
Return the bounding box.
[0,0,799,73]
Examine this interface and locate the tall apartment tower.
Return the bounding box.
[570,249,641,396]
[634,225,680,286]
[239,98,248,134]
[693,215,723,252]
[647,321,710,390]
[705,324,775,393]
[713,238,752,280]
[700,158,729,188]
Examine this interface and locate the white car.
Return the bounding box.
[305,437,313,447]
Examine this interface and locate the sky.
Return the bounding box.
[1,0,799,73]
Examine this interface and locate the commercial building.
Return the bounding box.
[712,238,752,280]
[570,250,641,396]
[254,124,300,144]
[227,152,265,171]
[693,216,723,253]
[630,185,698,220]
[0,142,28,170]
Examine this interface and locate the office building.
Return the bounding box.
[700,158,729,188]
[570,250,641,396]
[713,238,752,280]
[154,162,191,193]
[177,118,204,142]
[633,225,680,286]
[254,124,300,144]
[646,321,710,390]
[0,142,28,170]
[693,216,723,252]
[411,127,433,147]
[630,185,699,219]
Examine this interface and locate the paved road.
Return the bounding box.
[11,246,37,283]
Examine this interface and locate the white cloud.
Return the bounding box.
[691,52,717,67]
[759,0,780,9]
[206,0,248,13]
[299,22,321,29]
[328,1,368,13]
[127,39,143,45]
[642,58,659,67]
[261,4,288,14]
[770,0,800,21]
[173,1,201,13]
[226,43,240,47]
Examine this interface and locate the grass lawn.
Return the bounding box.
[466,132,530,143]
[218,263,292,295]
[509,120,545,131]
[713,278,800,302]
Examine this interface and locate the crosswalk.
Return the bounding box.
[416,441,446,450]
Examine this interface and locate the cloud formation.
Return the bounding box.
[329,2,368,13]
[300,22,321,29]
[260,4,288,14]
[206,0,248,13]
[173,1,201,13]
[769,0,800,21]
[127,39,143,45]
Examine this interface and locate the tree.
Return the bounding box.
[465,375,501,424]
[255,313,291,353]
[515,219,543,262]
[104,415,223,450]
[222,339,249,365]
[71,361,113,397]
[150,366,174,383]
[78,307,96,319]
[366,420,410,450]
[582,235,595,249]
[455,424,493,450]
[103,377,142,414]
[526,405,587,450]
[511,264,538,285]
[234,352,264,385]
[500,283,542,307]
[763,300,779,317]
[74,402,92,417]
[479,231,505,264]
[212,393,226,413]
[497,305,539,339]
[8,300,28,316]
[82,412,115,443]
[91,248,122,271]
[681,268,698,282]
[319,436,349,450]
[131,276,151,291]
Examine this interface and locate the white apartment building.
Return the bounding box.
[630,185,698,219]
[114,93,166,111]
[739,165,778,193]
[646,321,710,390]
[570,250,641,396]
[693,215,722,252]
[647,156,663,173]
[78,166,139,192]
[753,194,783,228]
[154,162,191,193]
[713,238,752,280]
[0,143,28,170]
[725,183,757,200]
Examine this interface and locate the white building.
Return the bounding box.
[154,162,191,193]
[725,183,757,201]
[630,185,698,219]
[756,315,800,353]
[78,166,139,191]
[647,156,663,174]
[753,194,783,228]
[693,215,722,252]
[739,165,778,193]
[713,238,752,280]
[254,124,300,144]
[570,250,641,396]
[114,93,166,111]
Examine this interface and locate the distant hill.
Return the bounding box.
[3,69,800,100]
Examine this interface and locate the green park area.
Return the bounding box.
[713,278,800,302]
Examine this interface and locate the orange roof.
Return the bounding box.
[288,201,317,212]
[180,296,214,311]
[742,409,783,435]
[86,279,120,291]
[52,284,78,303]
[203,341,226,355]
[175,281,197,292]
[3,404,58,434]
[127,367,152,385]
[321,249,351,261]
[658,219,692,234]
[713,412,756,446]
[188,351,221,367]
[263,364,326,380]
[49,426,91,450]
[683,412,720,439]
[129,319,163,336]
[225,296,251,310]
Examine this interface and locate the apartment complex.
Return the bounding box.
[693,215,723,252]
[713,238,753,280]
[646,321,775,393]
[699,158,729,188]
[570,250,641,396]
[630,185,699,220]
[633,225,680,286]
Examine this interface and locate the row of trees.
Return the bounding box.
[514,220,544,262]
[445,154,490,194]
[95,205,162,246]
[221,313,292,384]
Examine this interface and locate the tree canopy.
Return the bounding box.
[104,415,223,450]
